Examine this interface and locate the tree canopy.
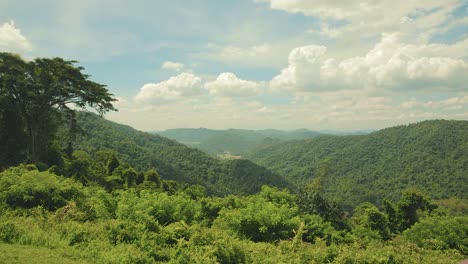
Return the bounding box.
[249,120,468,208]
[0,53,116,167]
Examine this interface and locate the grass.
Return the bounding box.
[0,243,90,264]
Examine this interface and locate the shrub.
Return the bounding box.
[402,216,468,255]
[215,194,300,242]
[0,166,83,211]
[0,222,22,243]
[116,190,202,226]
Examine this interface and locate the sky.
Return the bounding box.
[1,0,467,131]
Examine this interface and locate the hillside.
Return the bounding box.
[156,128,323,156]
[71,112,291,195]
[248,120,468,208]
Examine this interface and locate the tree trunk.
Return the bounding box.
[27,125,39,163]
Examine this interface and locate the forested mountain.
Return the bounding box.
[1,53,466,264]
[248,120,468,208]
[71,112,291,195]
[156,128,323,156]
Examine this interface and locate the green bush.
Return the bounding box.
[116,190,201,226]
[300,214,338,243]
[168,225,251,264]
[402,216,468,254]
[0,222,22,243]
[104,219,147,245]
[352,202,391,240]
[0,166,83,211]
[215,191,300,242]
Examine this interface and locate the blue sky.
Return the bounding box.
[1,0,467,131]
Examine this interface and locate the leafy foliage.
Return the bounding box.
[249,120,468,208]
[0,53,116,166]
[351,202,391,240]
[1,175,464,263]
[402,216,468,254]
[0,165,83,210]
[0,165,465,263]
[71,112,291,195]
[214,186,301,242]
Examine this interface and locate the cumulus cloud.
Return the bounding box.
[0,20,32,52]
[270,33,468,93]
[161,61,185,72]
[205,72,263,97]
[135,73,203,103]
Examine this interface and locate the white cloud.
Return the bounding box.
[256,0,358,19]
[311,22,342,38]
[205,72,263,97]
[425,96,468,110]
[134,72,203,103]
[114,85,468,131]
[270,44,334,92]
[397,37,468,60]
[109,1,468,130]
[399,98,421,110]
[112,97,129,110]
[257,1,458,25]
[161,61,185,72]
[199,42,289,68]
[270,33,468,93]
[258,0,462,43]
[221,43,271,58]
[0,20,32,52]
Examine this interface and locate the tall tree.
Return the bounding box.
[0,52,116,166]
[296,159,344,228]
[396,189,432,231]
[0,53,29,167]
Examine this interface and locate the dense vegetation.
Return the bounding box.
[1,53,467,263]
[156,128,324,157]
[0,53,116,168]
[0,164,466,263]
[70,112,291,195]
[248,120,468,208]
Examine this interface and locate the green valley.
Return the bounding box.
[155,128,324,157]
[1,52,467,263]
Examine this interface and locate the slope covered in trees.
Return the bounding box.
[248,120,468,208]
[71,112,291,195]
[1,52,466,263]
[156,128,323,157]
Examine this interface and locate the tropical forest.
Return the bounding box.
[0,52,467,263]
[1,1,468,263]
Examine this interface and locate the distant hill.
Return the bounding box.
[155,128,324,156]
[71,115,468,208]
[248,120,468,208]
[72,112,291,195]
